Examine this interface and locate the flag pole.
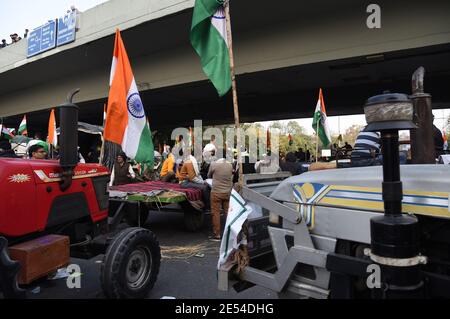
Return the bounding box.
[99,102,107,165]
[224,2,244,188]
[99,135,105,165]
[315,120,319,162]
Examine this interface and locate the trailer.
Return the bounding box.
[108,181,207,232]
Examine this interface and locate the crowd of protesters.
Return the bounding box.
[0,30,28,49]
[1,5,79,49]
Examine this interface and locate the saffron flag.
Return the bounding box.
[312,88,331,147]
[190,0,231,97]
[18,115,28,136]
[47,109,57,147]
[104,29,154,166]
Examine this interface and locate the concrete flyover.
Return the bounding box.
[0,0,449,132]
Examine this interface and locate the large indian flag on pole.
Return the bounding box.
[312,88,331,147]
[104,29,154,166]
[18,115,28,136]
[47,109,57,147]
[190,0,231,97]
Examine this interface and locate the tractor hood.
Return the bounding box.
[270,165,450,219]
[30,161,109,184]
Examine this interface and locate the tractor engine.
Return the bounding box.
[0,158,109,241]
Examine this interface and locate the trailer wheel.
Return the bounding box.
[180,202,204,232]
[101,227,160,299]
[184,211,204,232]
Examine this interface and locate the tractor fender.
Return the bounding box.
[0,237,26,299]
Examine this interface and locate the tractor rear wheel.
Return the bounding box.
[101,227,160,299]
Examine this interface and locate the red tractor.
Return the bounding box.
[0,90,161,298]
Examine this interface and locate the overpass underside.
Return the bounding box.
[1,0,449,134]
[3,43,450,133]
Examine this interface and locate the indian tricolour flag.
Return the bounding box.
[18,115,28,136]
[47,109,57,147]
[104,29,154,166]
[312,88,331,147]
[0,124,14,140]
[190,0,231,97]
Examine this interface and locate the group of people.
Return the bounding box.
[110,136,235,241]
[0,30,28,49]
[0,135,48,160]
[350,115,446,167]
[0,130,90,163]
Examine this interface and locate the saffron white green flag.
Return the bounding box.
[104,30,154,166]
[18,115,27,136]
[312,88,331,147]
[0,125,14,140]
[190,0,231,97]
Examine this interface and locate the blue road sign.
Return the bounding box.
[27,20,57,57]
[27,28,42,57]
[57,11,77,46]
[40,20,57,51]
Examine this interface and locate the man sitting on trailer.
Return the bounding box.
[160,151,177,183]
[109,152,135,186]
[179,152,211,210]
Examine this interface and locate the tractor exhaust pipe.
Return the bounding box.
[364,92,424,298]
[59,89,80,192]
[410,67,435,164]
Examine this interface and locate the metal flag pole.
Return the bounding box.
[224,1,244,188]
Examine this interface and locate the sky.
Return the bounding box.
[1,0,449,134]
[0,0,108,42]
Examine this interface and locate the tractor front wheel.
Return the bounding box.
[101,227,161,299]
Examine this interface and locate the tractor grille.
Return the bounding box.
[92,175,110,211]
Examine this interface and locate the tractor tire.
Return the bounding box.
[101,227,160,299]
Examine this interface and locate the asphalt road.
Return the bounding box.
[26,210,277,299]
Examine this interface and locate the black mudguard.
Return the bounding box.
[0,237,26,299]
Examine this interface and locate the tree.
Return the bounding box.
[286,121,304,136]
[343,124,364,146]
[269,121,284,134]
